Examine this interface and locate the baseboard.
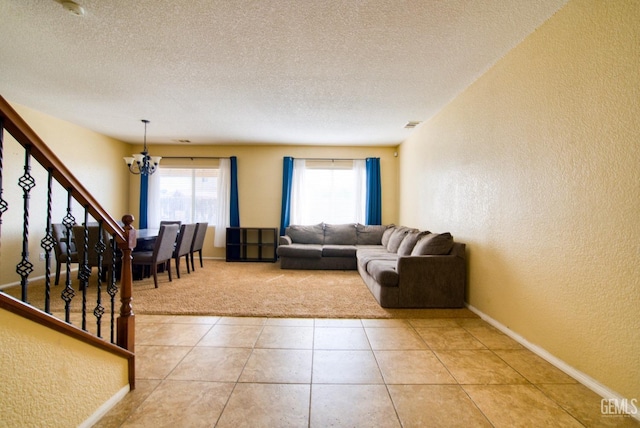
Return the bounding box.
[0,275,49,289]
[466,303,639,422]
[0,267,79,290]
[0,260,231,289]
[78,385,130,428]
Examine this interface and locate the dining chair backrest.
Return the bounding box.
[52,223,79,285]
[72,224,113,267]
[154,224,180,263]
[159,220,182,228]
[52,223,77,258]
[189,222,208,270]
[191,222,208,254]
[175,223,197,258]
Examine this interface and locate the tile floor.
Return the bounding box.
[94,315,640,427]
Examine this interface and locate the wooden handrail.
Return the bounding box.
[0,94,137,388]
[0,293,135,358]
[0,293,135,386]
[0,95,124,240]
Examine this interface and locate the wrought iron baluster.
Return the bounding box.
[0,118,8,236]
[40,169,55,313]
[94,221,106,338]
[61,189,76,322]
[16,147,36,302]
[79,208,90,331]
[108,232,119,344]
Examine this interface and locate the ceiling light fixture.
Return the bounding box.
[124,120,161,176]
[61,1,85,17]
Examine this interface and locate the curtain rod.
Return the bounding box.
[295,157,367,161]
[161,156,230,160]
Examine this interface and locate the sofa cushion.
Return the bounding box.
[356,224,388,245]
[355,244,387,250]
[366,260,399,287]
[277,243,323,258]
[356,248,397,270]
[286,223,325,245]
[322,245,357,258]
[397,230,430,256]
[356,247,389,258]
[411,232,454,256]
[381,225,396,247]
[324,223,357,245]
[386,227,412,253]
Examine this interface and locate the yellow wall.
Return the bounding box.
[0,104,131,284]
[128,144,399,259]
[398,0,639,399]
[0,308,129,427]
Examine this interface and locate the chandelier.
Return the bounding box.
[124,119,161,176]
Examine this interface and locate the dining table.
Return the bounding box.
[134,228,160,251]
[130,228,161,280]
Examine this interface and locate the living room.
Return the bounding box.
[0,0,638,425]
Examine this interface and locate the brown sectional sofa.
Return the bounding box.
[277,223,466,308]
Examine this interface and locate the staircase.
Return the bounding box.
[0,95,137,423]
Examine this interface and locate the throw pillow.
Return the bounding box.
[324,223,357,245]
[411,232,454,256]
[286,223,325,244]
[356,224,388,245]
[397,230,430,256]
[386,227,411,253]
[381,225,396,247]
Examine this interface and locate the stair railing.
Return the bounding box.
[0,95,137,386]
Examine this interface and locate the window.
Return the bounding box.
[156,168,218,224]
[291,159,366,225]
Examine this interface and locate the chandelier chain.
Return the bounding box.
[124,119,160,176]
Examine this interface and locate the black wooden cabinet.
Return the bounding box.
[226,227,278,262]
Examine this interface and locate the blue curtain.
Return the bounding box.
[279,156,294,235]
[230,156,240,227]
[139,174,149,229]
[365,157,382,225]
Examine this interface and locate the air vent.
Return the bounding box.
[404,121,422,129]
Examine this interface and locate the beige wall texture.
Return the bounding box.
[0,104,131,285]
[398,0,639,399]
[0,308,129,427]
[127,144,399,259]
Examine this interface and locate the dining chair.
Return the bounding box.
[159,220,181,228]
[132,224,180,288]
[52,223,79,285]
[173,223,197,278]
[189,222,208,271]
[72,224,114,282]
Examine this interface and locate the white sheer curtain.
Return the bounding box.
[214,158,231,247]
[290,159,306,225]
[290,159,366,225]
[353,159,366,224]
[147,170,161,228]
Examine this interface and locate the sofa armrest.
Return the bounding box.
[396,255,466,307]
[279,235,292,246]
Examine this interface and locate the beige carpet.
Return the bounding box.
[4,260,475,319]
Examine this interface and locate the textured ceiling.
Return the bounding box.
[0,0,568,146]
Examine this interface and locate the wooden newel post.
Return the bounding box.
[117,214,137,354]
